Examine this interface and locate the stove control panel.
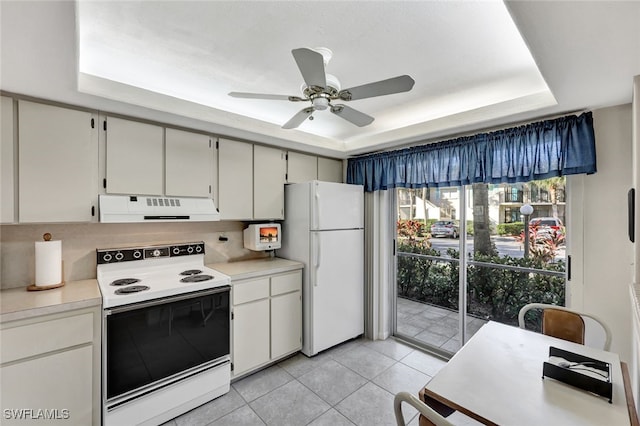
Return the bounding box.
[97,242,205,264]
[170,243,205,257]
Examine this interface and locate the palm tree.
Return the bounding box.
[533,177,565,218]
[472,183,494,255]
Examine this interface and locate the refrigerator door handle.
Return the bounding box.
[313,183,320,230]
[313,233,321,286]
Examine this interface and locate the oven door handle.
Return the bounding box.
[104,285,230,315]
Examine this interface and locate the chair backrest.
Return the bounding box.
[394,392,454,426]
[518,303,612,351]
[543,308,585,345]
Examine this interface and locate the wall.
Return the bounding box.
[631,74,640,415]
[0,221,266,289]
[569,104,634,362]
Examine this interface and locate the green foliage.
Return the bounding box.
[397,219,423,239]
[397,245,565,327]
[497,222,524,236]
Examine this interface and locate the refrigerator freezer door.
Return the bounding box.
[311,181,363,231]
[306,229,364,356]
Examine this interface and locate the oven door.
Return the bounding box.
[104,286,230,406]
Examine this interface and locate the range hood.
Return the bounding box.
[99,194,220,223]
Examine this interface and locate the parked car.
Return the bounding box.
[430,220,459,238]
[529,217,564,240]
[529,217,563,230]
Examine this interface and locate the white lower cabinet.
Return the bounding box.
[0,307,101,425]
[271,292,302,359]
[231,269,302,378]
[233,299,270,376]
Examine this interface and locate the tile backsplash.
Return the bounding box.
[0,221,267,289]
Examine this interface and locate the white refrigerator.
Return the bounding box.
[278,181,364,356]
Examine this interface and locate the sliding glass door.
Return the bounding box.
[394,179,567,356]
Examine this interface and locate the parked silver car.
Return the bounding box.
[430,220,459,238]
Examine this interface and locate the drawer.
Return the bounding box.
[233,277,270,305]
[271,270,302,296]
[0,312,94,364]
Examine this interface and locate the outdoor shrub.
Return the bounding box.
[497,222,524,236]
[397,244,565,327]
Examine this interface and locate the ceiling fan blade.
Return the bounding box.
[229,92,305,102]
[330,104,374,127]
[292,48,327,88]
[338,75,415,101]
[282,107,315,129]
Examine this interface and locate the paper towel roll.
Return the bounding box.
[35,240,62,286]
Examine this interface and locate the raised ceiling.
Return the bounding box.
[1,1,639,158]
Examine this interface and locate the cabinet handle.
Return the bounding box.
[91,206,95,217]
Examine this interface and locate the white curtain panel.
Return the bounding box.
[364,189,393,340]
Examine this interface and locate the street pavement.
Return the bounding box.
[428,235,566,260]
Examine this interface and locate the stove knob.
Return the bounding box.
[103,253,113,262]
[187,246,194,254]
[133,250,142,259]
[152,249,161,257]
[115,252,124,261]
[173,247,181,255]
[195,245,202,253]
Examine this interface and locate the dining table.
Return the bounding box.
[423,321,638,426]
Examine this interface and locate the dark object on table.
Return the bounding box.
[543,346,612,403]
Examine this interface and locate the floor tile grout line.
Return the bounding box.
[178,338,435,426]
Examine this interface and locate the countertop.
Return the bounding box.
[0,279,102,323]
[209,257,303,281]
[1,258,303,323]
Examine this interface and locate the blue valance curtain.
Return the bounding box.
[346,112,597,192]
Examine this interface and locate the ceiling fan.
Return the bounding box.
[229,47,415,129]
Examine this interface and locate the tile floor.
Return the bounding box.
[396,297,487,353]
[162,337,480,426]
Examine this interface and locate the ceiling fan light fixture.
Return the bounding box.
[312,97,329,110]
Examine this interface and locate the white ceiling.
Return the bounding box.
[1,1,639,158]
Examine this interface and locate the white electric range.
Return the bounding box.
[96,242,231,426]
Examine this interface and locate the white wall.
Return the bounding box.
[569,104,633,362]
[631,75,640,415]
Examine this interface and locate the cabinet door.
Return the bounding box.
[1,96,15,223]
[218,139,253,220]
[165,128,213,197]
[106,117,163,195]
[318,157,343,183]
[233,299,270,376]
[18,101,96,223]
[271,291,302,359]
[287,152,317,183]
[254,145,285,220]
[1,345,93,425]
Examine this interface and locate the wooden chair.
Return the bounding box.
[394,392,454,426]
[518,303,612,350]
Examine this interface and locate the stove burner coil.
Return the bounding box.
[180,269,203,276]
[111,278,141,286]
[114,285,150,294]
[180,274,213,283]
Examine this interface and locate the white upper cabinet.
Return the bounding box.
[287,152,318,183]
[254,145,285,220]
[218,138,253,220]
[105,117,163,196]
[18,101,97,223]
[1,96,15,223]
[287,152,343,183]
[165,128,213,198]
[318,157,343,183]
